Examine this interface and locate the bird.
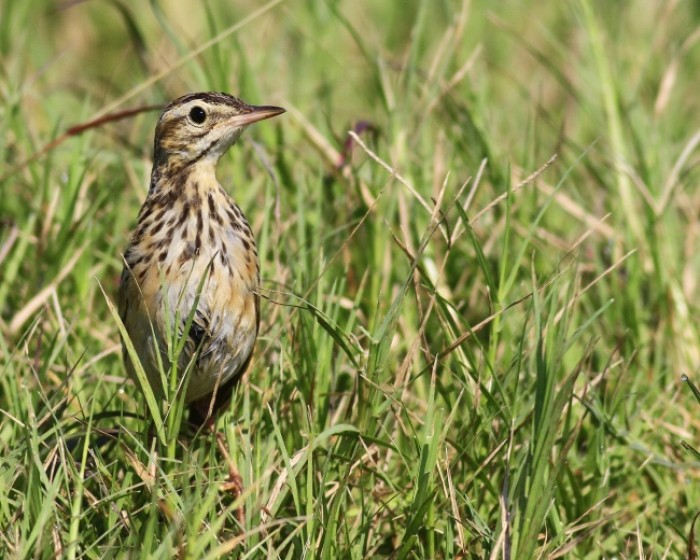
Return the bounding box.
[118,92,284,427]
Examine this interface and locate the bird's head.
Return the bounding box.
[153,92,284,167]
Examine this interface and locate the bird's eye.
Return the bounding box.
[189,106,207,124]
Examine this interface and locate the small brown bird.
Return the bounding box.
[119,92,284,425]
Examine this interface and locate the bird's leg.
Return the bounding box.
[188,379,244,523]
[214,428,245,526]
[189,394,245,526]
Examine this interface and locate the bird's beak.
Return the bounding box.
[232,105,286,127]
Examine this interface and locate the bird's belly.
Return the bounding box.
[165,251,257,402]
[184,313,257,401]
[124,245,258,403]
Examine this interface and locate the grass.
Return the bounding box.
[1,0,700,557]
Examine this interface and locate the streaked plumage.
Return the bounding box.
[118,92,284,422]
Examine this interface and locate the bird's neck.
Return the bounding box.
[149,157,224,200]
